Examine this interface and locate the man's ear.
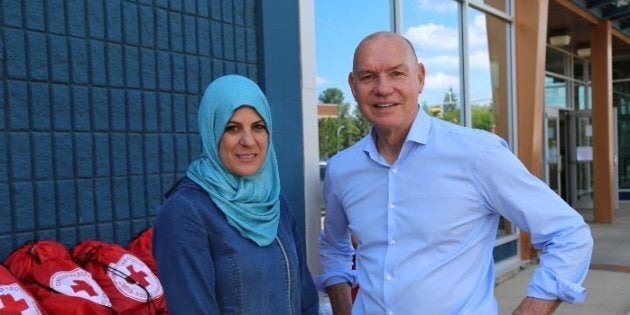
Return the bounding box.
[348,72,357,98]
[417,63,426,94]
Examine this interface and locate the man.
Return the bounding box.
[318,31,593,315]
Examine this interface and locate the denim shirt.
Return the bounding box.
[153,177,319,315]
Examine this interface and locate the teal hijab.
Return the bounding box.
[187,75,281,247]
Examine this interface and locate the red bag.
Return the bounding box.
[71,240,167,315]
[4,240,114,314]
[0,264,47,315]
[127,228,158,275]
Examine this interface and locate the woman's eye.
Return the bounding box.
[225,125,239,132]
[254,123,267,130]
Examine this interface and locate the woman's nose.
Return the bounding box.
[239,130,255,146]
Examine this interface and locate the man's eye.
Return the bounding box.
[360,74,375,81]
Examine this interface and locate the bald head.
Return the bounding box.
[352,32,418,73]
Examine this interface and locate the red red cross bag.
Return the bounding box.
[3,240,114,314]
[126,228,158,275]
[0,264,47,315]
[71,240,167,315]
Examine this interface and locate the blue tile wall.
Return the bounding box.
[35,181,56,229]
[69,38,88,84]
[13,183,35,231]
[258,1,307,239]
[5,30,26,79]
[68,0,86,37]
[0,185,10,233]
[123,2,139,45]
[3,0,23,28]
[25,0,45,31]
[56,180,77,226]
[27,32,48,81]
[0,0,304,261]
[31,83,51,130]
[8,81,28,130]
[126,47,141,89]
[0,137,6,183]
[105,1,122,43]
[50,35,69,82]
[33,134,53,179]
[139,6,155,48]
[76,179,95,224]
[88,1,105,39]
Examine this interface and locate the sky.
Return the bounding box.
[315,0,495,108]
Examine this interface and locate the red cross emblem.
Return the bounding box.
[0,294,29,314]
[71,280,97,296]
[126,265,149,287]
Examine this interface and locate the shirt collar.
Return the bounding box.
[362,106,431,159]
[406,107,431,145]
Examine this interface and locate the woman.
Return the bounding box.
[153,75,319,314]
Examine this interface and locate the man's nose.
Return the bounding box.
[374,77,393,95]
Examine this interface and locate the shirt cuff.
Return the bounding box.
[527,268,587,304]
[316,271,356,292]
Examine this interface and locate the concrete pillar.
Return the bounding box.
[591,20,615,223]
[514,0,548,260]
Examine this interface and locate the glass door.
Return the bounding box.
[544,108,562,195]
[568,110,593,209]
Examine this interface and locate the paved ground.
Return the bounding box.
[495,202,630,315]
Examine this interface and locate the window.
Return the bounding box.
[467,7,510,140]
[315,0,519,266]
[402,0,462,124]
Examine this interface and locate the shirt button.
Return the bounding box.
[387,311,393,315]
[389,204,395,209]
[392,168,398,174]
[389,239,396,245]
[385,274,393,281]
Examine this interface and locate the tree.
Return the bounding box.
[440,87,460,124]
[318,87,346,105]
[442,87,458,112]
[318,118,339,159]
[318,88,349,159]
[442,107,460,124]
[317,88,371,159]
[471,104,494,132]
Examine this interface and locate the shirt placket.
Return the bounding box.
[383,164,399,315]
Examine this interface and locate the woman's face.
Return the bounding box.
[219,106,269,176]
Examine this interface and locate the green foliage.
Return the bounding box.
[442,87,458,112]
[442,108,460,124]
[471,104,494,131]
[317,88,371,160]
[318,118,339,159]
[318,87,346,105]
[317,86,495,159]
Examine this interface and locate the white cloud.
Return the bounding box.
[404,23,458,52]
[467,15,489,49]
[420,54,459,72]
[468,50,490,70]
[316,76,329,85]
[424,72,459,92]
[413,0,457,13]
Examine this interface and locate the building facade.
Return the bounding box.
[0,0,628,278]
[0,0,316,266]
[312,0,629,272]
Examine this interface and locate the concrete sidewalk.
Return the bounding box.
[495,202,630,315]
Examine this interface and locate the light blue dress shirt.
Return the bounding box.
[318,109,593,314]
